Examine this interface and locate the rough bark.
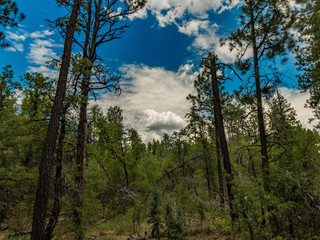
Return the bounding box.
[249,5,269,192]
[214,123,225,206]
[73,2,102,238]
[209,54,235,220]
[75,77,90,187]
[199,128,213,199]
[44,116,66,240]
[31,1,80,239]
[73,72,90,240]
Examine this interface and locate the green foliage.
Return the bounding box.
[1,3,320,238]
[295,0,320,124]
[0,0,25,47]
[147,187,161,239]
[164,201,187,240]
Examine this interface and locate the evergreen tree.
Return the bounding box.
[295,0,320,124]
[31,0,81,239]
[148,187,161,240]
[227,0,295,192]
[0,0,24,47]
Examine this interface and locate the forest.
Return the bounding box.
[1,0,320,239]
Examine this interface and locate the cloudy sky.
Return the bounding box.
[1,0,313,142]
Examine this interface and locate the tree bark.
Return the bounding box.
[31,1,80,239]
[214,124,225,207]
[44,116,66,240]
[209,54,236,220]
[198,124,213,199]
[250,5,269,192]
[73,2,103,238]
[73,72,90,240]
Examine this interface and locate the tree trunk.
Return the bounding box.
[85,122,92,171]
[250,7,269,192]
[73,71,90,240]
[31,1,81,239]
[199,127,213,199]
[45,116,66,240]
[72,1,102,237]
[215,125,225,207]
[209,54,236,220]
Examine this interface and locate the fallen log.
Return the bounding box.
[126,232,150,240]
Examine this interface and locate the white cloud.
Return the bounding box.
[26,37,62,78]
[6,31,27,41]
[135,0,243,62]
[6,42,25,52]
[27,65,58,79]
[129,7,148,20]
[144,109,187,132]
[178,20,210,36]
[93,64,197,142]
[30,30,54,38]
[181,22,251,63]
[218,0,241,14]
[139,0,236,26]
[4,30,28,52]
[27,39,59,65]
[5,46,17,52]
[4,28,57,56]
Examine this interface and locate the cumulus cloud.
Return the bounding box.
[4,29,54,53]
[27,39,59,65]
[4,28,60,77]
[137,0,244,62]
[4,30,28,52]
[137,0,236,26]
[177,20,211,36]
[26,38,61,78]
[5,42,24,52]
[94,64,197,142]
[27,65,58,79]
[144,109,186,131]
[133,0,242,60]
[92,70,315,143]
[6,31,28,41]
[178,20,251,63]
[30,29,54,38]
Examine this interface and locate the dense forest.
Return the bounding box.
[1,0,320,239]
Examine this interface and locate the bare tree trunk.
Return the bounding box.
[249,7,270,227]
[214,126,225,207]
[209,54,236,220]
[44,116,66,240]
[73,73,90,240]
[72,1,101,238]
[250,7,269,192]
[85,122,92,171]
[31,1,80,239]
[199,128,213,199]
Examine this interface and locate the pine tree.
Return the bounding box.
[227,0,295,192]
[31,0,81,239]
[148,187,161,240]
[295,0,320,124]
[0,0,24,47]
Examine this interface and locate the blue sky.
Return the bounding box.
[1,0,313,141]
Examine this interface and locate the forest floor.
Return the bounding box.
[0,216,234,240]
[0,230,233,240]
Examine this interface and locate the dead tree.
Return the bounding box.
[126,232,150,240]
[51,1,145,239]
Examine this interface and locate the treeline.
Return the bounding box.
[1,0,320,240]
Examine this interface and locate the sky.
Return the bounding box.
[1,0,314,142]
